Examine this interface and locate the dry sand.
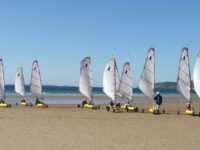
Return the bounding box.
[0,100,200,150]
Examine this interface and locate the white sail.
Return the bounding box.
[79,57,93,100]
[103,59,120,101]
[15,67,25,97]
[0,59,5,99]
[177,48,192,103]
[118,62,133,101]
[30,60,43,99]
[193,51,200,98]
[138,48,155,100]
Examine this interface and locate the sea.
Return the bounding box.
[5,85,196,95]
[4,85,197,104]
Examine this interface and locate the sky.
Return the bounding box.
[0,0,200,87]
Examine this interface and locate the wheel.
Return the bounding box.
[45,105,48,108]
[192,112,195,116]
[163,109,165,114]
[106,106,110,112]
[153,110,156,114]
[134,107,139,112]
[98,105,100,109]
[30,103,33,107]
[113,109,115,113]
[156,110,160,114]
[142,108,144,113]
[177,110,180,115]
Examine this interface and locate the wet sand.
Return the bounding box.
[0,95,200,150]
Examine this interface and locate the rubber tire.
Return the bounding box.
[134,107,139,112]
[163,109,165,114]
[113,109,115,113]
[192,112,195,116]
[156,110,160,114]
[153,110,159,115]
[153,110,155,114]
[106,106,110,112]
[142,108,144,113]
[177,110,180,115]
[98,105,100,109]
[45,105,48,108]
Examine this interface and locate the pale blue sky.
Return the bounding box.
[0,0,199,86]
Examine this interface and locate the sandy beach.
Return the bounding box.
[0,94,199,150]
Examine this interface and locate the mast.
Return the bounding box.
[193,51,200,98]
[79,57,93,101]
[118,62,133,101]
[113,52,116,101]
[103,59,120,101]
[176,47,192,103]
[138,48,155,100]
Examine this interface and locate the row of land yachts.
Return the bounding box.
[0,48,199,116]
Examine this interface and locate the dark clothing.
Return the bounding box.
[21,99,25,102]
[82,100,88,105]
[186,106,192,110]
[154,94,162,105]
[116,102,121,108]
[0,99,5,104]
[110,101,114,106]
[186,104,192,110]
[35,99,42,105]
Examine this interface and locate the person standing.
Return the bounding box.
[154,92,162,112]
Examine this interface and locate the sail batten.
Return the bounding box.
[118,62,133,101]
[103,59,120,101]
[193,51,200,98]
[15,67,25,97]
[177,47,192,103]
[79,57,93,100]
[30,60,43,99]
[138,48,155,100]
